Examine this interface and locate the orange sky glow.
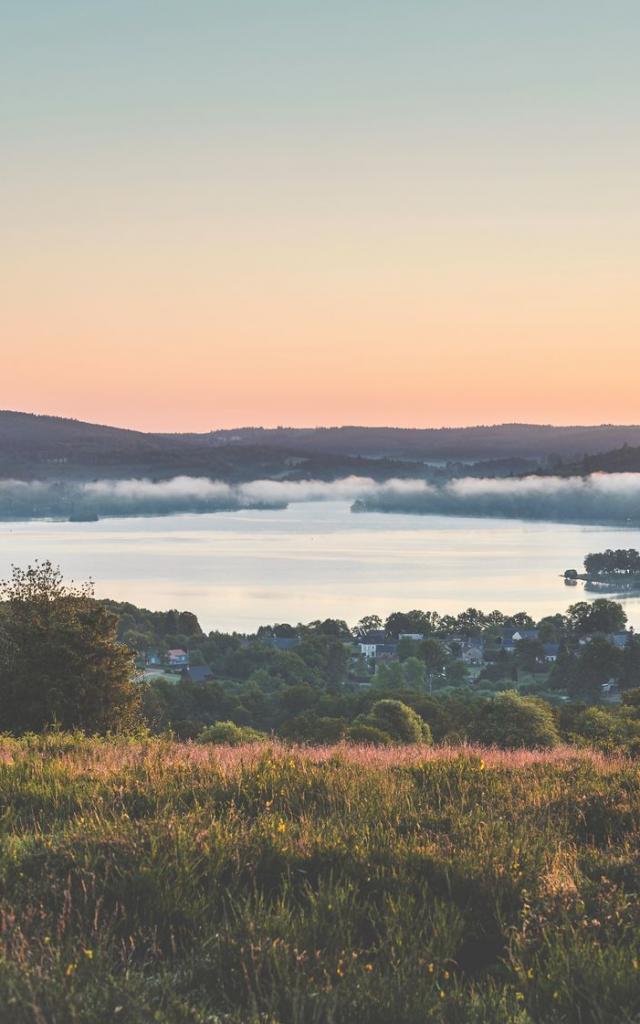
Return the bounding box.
[3,3,639,432]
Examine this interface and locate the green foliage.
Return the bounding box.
[280,712,347,744]
[584,547,640,576]
[363,700,432,744]
[566,598,628,637]
[476,691,561,749]
[570,637,622,699]
[197,721,265,745]
[346,722,393,745]
[0,562,140,734]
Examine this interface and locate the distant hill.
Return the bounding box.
[173,419,640,460]
[559,444,640,475]
[191,423,640,461]
[0,411,419,483]
[3,411,640,482]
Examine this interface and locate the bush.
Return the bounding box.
[476,691,561,749]
[362,699,432,744]
[280,713,346,744]
[346,723,393,745]
[197,721,266,745]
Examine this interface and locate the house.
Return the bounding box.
[145,649,162,667]
[542,643,560,662]
[373,643,399,659]
[167,648,189,668]
[501,628,539,652]
[398,632,424,642]
[357,632,392,659]
[357,635,398,659]
[460,640,484,665]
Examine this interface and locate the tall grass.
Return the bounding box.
[0,736,638,1023]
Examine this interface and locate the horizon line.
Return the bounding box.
[3,407,640,437]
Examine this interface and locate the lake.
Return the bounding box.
[2,501,640,632]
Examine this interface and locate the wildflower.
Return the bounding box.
[83,949,94,960]
[65,963,77,977]
[427,963,435,973]
[277,819,286,833]
[364,963,373,972]
[516,992,524,1002]
[527,968,534,979]
[479,759,485,770]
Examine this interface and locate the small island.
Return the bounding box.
[564,548,640,592]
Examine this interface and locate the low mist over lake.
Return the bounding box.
[3,471,640,526]
[3,501,640,632]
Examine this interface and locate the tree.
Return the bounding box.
[445,660,468,686]
[0,562,140,733]
[420,638,448,673]
[384,610,437,638]
[566,599,627,637]
[515,638,545,673]
[362,699,432,744]
[537,614,568,644]
[584,548,640,577]
[455,608,487,637]
[353,615,383,638]
[403,656,427,691]
[570,637,622,699]
[304,618,350,639]
[506,612,535,629]
[281,713,345,743]
[477,692,560,749]
[374,661,404,690]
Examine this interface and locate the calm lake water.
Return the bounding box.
[2,501,640,632]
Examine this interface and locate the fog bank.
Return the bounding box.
[0,473,639,525]
[353,472,640,525]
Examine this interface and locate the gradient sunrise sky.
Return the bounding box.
[2,1,639,431]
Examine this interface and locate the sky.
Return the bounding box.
[2,1,639,432]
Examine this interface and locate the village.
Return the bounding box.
[136,615,635,705]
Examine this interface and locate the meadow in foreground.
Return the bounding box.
[0,737,639,1024]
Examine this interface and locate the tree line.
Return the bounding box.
[2,562,640,753]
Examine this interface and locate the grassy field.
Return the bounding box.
[0,737,638,1023]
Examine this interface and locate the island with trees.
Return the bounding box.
[564,548,640,592]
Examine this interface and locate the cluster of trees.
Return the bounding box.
[0,563,139,733]
[583,548,640,577]
[354,608,534,639]
[3,563,640,753]
[190,689,640,754]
